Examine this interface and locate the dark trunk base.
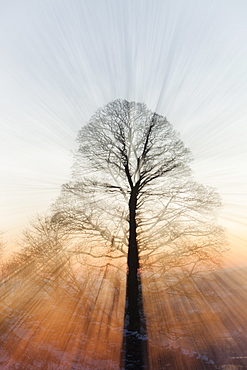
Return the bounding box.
[123,331,148,369]
[121,270,149,369]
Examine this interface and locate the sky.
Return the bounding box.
[0,0,246,266]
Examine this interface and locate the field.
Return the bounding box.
[0,263,247,369]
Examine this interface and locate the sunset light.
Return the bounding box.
[0,1,247,368]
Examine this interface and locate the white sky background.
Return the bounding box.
[0,0,246,265]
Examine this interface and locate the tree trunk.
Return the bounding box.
[127,186,139,271]
[121,185,149,368]
[127,186,140,331]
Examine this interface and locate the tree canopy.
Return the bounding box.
[53,99,225,276]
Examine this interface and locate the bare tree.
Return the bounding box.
[0,217,126,369]
[54,99,225,274]
[53,99,225,367]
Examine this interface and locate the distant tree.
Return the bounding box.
[0,218,125,370]
[0,215,80,298]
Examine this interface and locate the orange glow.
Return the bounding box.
[0,262,126,369]
[1,253,247,368]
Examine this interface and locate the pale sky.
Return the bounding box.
[0,0,247,265]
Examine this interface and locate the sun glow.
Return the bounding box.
[1,0,247,368]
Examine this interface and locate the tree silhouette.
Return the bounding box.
[53,99,225,368]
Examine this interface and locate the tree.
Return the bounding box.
[0,216,125,369]
[0,215,77,300]
[54,99,224,272]
[53,99,225,367]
